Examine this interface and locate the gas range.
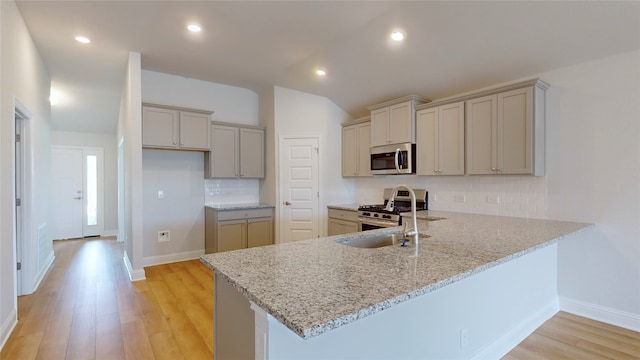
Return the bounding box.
[358,188,428,229]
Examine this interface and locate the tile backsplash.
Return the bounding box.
[205,178,260,206]
[354,175,546,219]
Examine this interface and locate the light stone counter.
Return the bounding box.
[200,211,592,340]
[205,203,274,210]
[326,203,360,211]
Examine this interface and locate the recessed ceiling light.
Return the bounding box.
[187,24,202,33]
[316,69,327,77]
[390,31,405,42]
[75,35,91,44]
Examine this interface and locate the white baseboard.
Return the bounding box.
[560,297,640,332]
[32,251,55,292]
[123,251,146,281]
[0,308,17,352]
[143,250,205,267]
[472,299,559,360]
[101,229,118,237]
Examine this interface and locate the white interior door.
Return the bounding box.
[51,146,105,239]
[51,148,84,239]
[279,137,320,243]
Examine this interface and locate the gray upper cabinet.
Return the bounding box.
[342,118,371,177]
[206,122,265,179]
[368,96,428,147]
[465,80,547,176]
[416,101,465,175]
[142,104,212,151]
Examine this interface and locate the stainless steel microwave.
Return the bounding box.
[370,143,416,175]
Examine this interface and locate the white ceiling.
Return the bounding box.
[15,1,640,134]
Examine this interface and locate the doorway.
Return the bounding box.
[14,102,31,296]
[51,146,105,239]
[278,136,320,243]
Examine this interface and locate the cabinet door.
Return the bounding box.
[342,125,358,176]
[356,123,371,176]
[370,108,390,147]
[389,101,413,144]
[343,220,358,234]
[217,220,246,252]
[466,95,497,175]
[210,125,239,178]
[179,111,210,150]
[439,102,465,175]
[416,107,438,175]
[142,106,179,148]
[498,87,532,174]
[240,128,265,178]
[247,217,273,248]
[328,218,344,236]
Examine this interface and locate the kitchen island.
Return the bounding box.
[200,211,591,359]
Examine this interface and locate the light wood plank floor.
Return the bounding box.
[2,237,638,359]
[0,237,213,360]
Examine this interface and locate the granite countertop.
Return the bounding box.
[200,210,592,340]
[205,203,275,210]
[327,203,360,211]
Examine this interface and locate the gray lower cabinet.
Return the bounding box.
[328,208,359,236]
[205,207,274,253]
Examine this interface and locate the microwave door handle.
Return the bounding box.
[395,148,401,173]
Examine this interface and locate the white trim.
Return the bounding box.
[143,250,205,267]
[31,251,55,292]
[123,250,145,281]
[0,308,17,352]
[472,299,559,360]
[101,229,118,237]
[560,297,640,332]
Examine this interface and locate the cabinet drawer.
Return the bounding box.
[217,208,273,221]
[328,208,358,222]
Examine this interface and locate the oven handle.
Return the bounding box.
[394,148,401,173]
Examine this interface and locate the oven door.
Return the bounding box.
[359,218,398,231]
[370,143,415,175]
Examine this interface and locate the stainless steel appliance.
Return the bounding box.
[358,188,428,230]
[370,143,416,175]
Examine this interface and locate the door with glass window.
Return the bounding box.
[51,146,104,239]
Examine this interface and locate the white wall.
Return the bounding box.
[142,150,205,264]
[0,0,52,348]
[140,70,261,264]
[51,131,118,234]
[117,51,144,281]
[542,50,640,328]
[273,86,354,237]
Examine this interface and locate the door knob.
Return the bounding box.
[284,201,291,206]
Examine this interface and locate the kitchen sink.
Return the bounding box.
[337,233,429,249]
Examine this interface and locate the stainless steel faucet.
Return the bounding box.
[385,184,419,246]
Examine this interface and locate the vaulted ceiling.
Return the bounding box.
[15,1,640,134]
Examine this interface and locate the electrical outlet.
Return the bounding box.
[453,194,466,203]
[460,328,469,348]
[487,195,500,204]
[158,230,170,242]
[157,190,165,199]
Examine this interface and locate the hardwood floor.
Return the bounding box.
[2,237,638,359]
[504,311,640,360]
[0,237,213,360]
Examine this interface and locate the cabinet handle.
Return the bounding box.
[284,201,291,206]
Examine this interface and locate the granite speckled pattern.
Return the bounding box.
[200,210,592,340]
[205,203,274,210]
[327,203,361,211]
